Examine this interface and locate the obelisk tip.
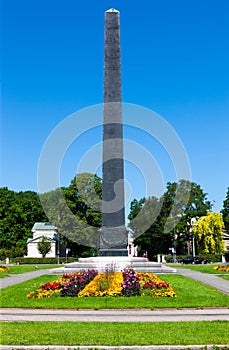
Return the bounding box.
[106,8,119,13]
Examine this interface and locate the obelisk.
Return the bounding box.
[99,8,128,256]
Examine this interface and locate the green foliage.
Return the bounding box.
[221,187,229,232]
[40,172,102,256]
[0,187,47,251]
[166,254,222,263]
[0,247,25,259]
[129,180,212,258]
[0,173,102,259]
[37,236,51,258]
[194,212,225,254]
[14,257,75,264]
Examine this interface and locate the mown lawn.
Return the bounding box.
[170,263,229,275]
[0,264,60,278]
[1,274,228,309]
[1,321,229,346]
[221,275,229,281]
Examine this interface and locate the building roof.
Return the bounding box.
[27,235,57,243]
[32,222,57,231]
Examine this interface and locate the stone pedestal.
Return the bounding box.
[50,256,176,274]
[98,226,128,256]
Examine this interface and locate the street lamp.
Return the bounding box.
[191,218,196,257]
[173,227,178,263]
[57,214,61,265]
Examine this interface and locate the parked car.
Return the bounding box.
[180,256,207,265]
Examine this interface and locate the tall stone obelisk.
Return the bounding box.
[99,8,128,256]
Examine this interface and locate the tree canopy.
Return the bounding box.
[193,212,225,254]
[0,188,47,257]
[0,173,102,258]
[37,236,52,258]
[221,187,229,232]
[128,180,212,259]
[39,173,102,257]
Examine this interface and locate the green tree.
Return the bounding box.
[193,212,225,254]
[221,187,229,232]
[40,173,102,257]
[128,196,171,259]
[128,180,212,258]
[170,180,212,254]
[0,188,47,253]
[37,236,52,258]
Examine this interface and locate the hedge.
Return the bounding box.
[14,257,76,264]
[165,254,223,263]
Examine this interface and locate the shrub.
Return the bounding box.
[15,257,75,264]
[0,247,25,259]
[166,254,222,263]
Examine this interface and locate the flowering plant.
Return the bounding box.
[78,271,123,297]
[27,277,67,298]
[214,265,229,272]
[137,273,176,297]
[60,269,98,297]
[27,268,176,298]
[0,266,11,272]
[122,268,141,296]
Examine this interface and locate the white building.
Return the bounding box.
[128,229,138,257]
[27,222,61,258]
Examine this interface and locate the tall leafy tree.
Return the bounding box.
[40,173,102,257]
[193,212,225,254]
[0,188,47,253]
[128,196,173,259]
[221,187,229,232]
[128,180,212,258]
[171,180,212,254]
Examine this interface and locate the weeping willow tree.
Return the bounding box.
[194,212,225,254]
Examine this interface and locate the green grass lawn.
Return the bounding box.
[0,264,61,278]
[170,263,229,275]
[1,274,228,309]
[1,321,229,346]
[221,275,229,281]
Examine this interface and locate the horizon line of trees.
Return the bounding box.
[0,174,228,260]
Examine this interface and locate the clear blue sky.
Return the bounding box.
[1,0,229,214]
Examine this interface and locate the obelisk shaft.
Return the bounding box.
[99,9,127,256]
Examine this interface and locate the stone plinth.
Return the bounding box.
[98,226,128,256]
[50,256,176,274]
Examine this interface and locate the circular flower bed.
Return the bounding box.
[27,268,176,299]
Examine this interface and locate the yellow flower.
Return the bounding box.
[79,272,123,297]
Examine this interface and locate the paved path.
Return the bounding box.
[176,268,229,295]
[0,269,50,289]
[1,307,229,322]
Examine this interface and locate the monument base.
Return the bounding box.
[98,249,128,257]
[98,226,128,257]
[50,256,176,274]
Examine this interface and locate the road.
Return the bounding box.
[1,307,229,322]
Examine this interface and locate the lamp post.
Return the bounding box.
[173,226,177,262]
[57,214,61,265]
[191,217,196,257]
